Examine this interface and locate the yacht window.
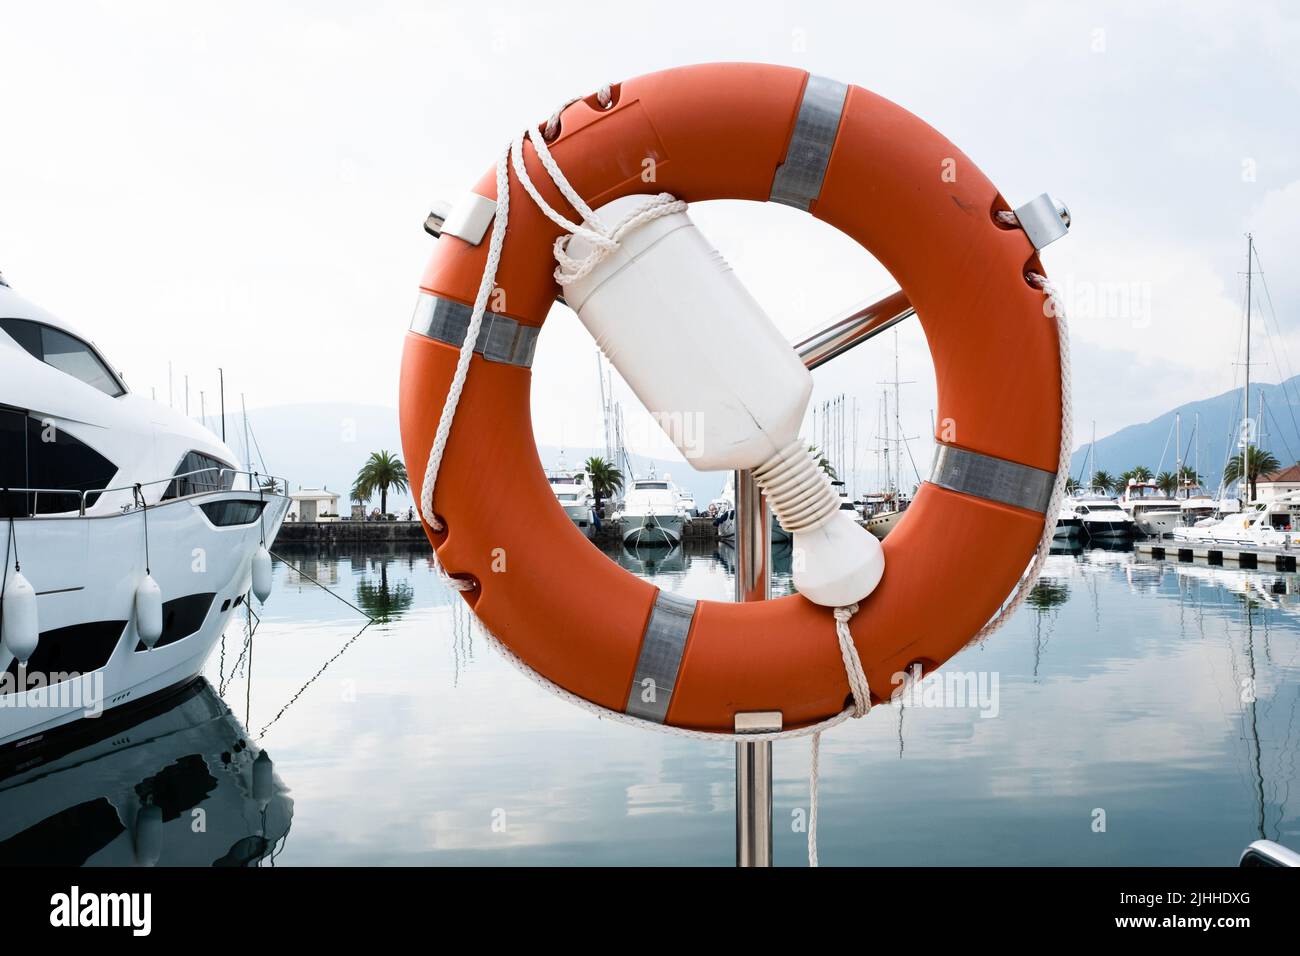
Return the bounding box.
[0,318,126,398]
[637,482,669,490]
[0,407,118,516]
[163,451,235,499]
[200,499,265,526]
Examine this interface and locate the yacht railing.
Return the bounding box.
[2,467,289,518]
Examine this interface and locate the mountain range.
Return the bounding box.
[224,378,1300,516]
[1068,376,1300,487]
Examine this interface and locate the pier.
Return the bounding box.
[272,515,726,549]
[1136,541,1298,572]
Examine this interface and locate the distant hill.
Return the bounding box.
[225,403,725,515]
[1069,376,1300,488]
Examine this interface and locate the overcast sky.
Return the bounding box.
[2,1,1297,490]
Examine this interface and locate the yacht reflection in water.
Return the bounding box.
[0,678,291,866]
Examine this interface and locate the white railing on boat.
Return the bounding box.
[3,467,289,518]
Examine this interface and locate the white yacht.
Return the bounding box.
[1181,493,1240,527]
[1053,505,1082,538]
[1118,481,1181,537]
[546,467,597,538]
[0,678,292,865]
[1065,493,1136,539]
[1,281,289,749]
[1173,492,1300,548]
[615,474,686,546]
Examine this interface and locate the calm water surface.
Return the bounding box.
[13,538,1300,865]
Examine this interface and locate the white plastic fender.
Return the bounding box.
[1,570,39,664]
[135,574,163,649]
[563,195,884,607]
[133,803,163,866]
[251,545,272,603]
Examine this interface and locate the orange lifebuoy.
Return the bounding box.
[400,63,1063,733]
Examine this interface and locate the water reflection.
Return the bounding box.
[6,541,1299,866]
[0,679,292,866]
[245,543,1300,864]
[356,562,415,622]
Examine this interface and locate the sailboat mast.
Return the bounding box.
[893,329,902,496]
[1175,411,1181,498]
[1244,232,1253,498]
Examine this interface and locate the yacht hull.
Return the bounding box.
[1053,517,1082,538]
[865,509,904,540]
[1133,510,1181,538]
[0,492,289,748]
[621,514,684,547]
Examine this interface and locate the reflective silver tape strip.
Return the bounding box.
[625,590,698,723]
[770,75,848,210]
[408,292,539,367]
[929,444,1056,514]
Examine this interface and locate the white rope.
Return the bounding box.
[418,91,1073,866]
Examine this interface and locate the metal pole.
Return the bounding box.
[731,289,916,866]
[734,469,778,866]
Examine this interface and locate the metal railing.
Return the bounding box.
[2,466,289,518]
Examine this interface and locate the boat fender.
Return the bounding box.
[1,570,39,665]
[251,545,273,603]
[563,195,883,606]
[135,574,163,649]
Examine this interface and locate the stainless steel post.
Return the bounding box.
[734,469,779,866]
[732,291,914,866]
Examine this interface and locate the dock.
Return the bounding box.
[272,514,725,550]
[1136,540,1298,572]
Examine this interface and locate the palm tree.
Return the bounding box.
[1131,465,1153,483]
[259,477,282,495]
[1223,448,1281,502]
[353,450,409,517]
[1177,464,1199,495]
[809,445,837,480]
[1117,469,1136,492]
[1091,470,1115,494]
[1155,471,1178,496]
[583,456,623,514]
[1064,476,1081,495]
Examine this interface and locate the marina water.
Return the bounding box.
[8,539,1299,865]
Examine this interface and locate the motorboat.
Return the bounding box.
[615,474,687,546]
[1173,492,1300,548]
[1181,493,1240,527]
[1054,505,1082,538]
[1,280,289,748]
[546,467,597,538]
[0,677,292,866]
[1118,481,1181,537]
[1065,493,1135,539]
